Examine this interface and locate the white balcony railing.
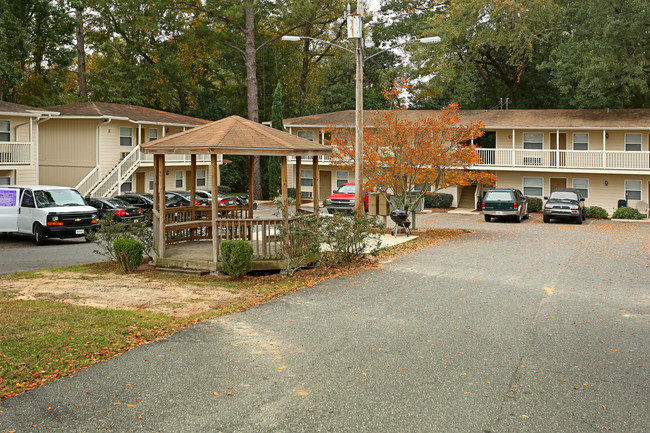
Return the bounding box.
[476,149,650,171]
[288,155,331,163]
[0,142,32,165]
[140,151,216,165]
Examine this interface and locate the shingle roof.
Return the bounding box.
[283,109,650,129]
[0,101,58,115]
[141,115,333,156]
[40,101,209,126]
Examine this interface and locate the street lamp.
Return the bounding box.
[282,10,440,213]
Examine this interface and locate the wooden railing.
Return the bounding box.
[0,142,31,165]
[476,149,650,171]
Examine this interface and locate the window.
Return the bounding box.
[336,171,349,188]
[625,180,642,201]
[0,120,10,142]
[149,128,158,141]
[301,191,313,198]
[300,169,313,187]
[523,132,543,150]
[573,133,589,151]
[297,130,314,141]
[197,169,206,187]
[0,176,10,185]
[573,178,589,198]
[523,177,543,196]
[148,171,154,191]
[119,127,133,146]
[121,175,133,192]
[21,190,35,208]
[625,133,642,151]
[175,171,183,188]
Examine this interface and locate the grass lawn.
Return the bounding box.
[0,228,467,401]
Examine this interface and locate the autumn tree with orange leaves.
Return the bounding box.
[328,103,497,214]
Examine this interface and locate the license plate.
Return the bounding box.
[75,229,84,235]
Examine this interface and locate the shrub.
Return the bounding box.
[424,193,453,208]
[113,238,143,273]
[279,214,321,276]
[220,240,253,278]
[612,206,643,220]
[526,197,543,213]
[586,206,609,219]
[287,187,296,199]
[217,185,232,194]
[319,212,383,264]
[88,215,153,261]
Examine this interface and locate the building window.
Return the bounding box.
[175,170,183,188]
[119,127,133,146]
[297,130,314,141]
[197,169,206,187]
[336,171,349,188]
[573,133,589,151]
[301,191,313,198]
[625,180,642,201]
[300,169,313,187]
[148,171,154,191]
[149,128,158,141]
[523,177,543,196]
[0,120,10,142]
[121,175,133,192]
[0,176,11,185]
[573,178,589,198]
[625,133,642,151]
[523,132,543,150]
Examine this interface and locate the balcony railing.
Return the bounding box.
[476,149,650,171]
[140,151,217,165]
[0,142,32,165]
[288,155,331,163]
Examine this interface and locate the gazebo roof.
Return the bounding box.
[141,115,333,156]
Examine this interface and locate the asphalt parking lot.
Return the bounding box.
[1,210,648,432]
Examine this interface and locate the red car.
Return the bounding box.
[325,183,368,213]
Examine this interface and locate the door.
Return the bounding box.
[0,187,19,232]
[17,189,36,233]
[550,178,567,193]
[135,172,145,193]
[319,171,332,200]
[550,133,567,166]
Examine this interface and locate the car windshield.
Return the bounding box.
[484,191,513,201]
[34,189,86,208]
[336,185,355,194]
[549,191,579,201]
[104,198,129,207]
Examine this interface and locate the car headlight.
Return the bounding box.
[92,213,98,220]
[569,205,578,210]
[325,199,332,205]
[51,215,60,222]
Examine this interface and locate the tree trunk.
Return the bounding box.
[299,23,313,116]
[243,0,263,199]
[75,9,87,98]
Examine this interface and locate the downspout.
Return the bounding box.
[35,114,54,185]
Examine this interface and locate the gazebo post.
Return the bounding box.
[295,156,302,213]
[189,154,197,240]
[312,156,319,215]
[211,154,219,264]
[281,156,288,221]
[154,154,166,258]
[248,155,254,217]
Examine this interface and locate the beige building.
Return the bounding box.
[0,101,58,186]
[38,102,215,197]
[280,109,650,216]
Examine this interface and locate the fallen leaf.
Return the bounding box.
[601,405,607,409]
[126,404,136,408]
[213,392,220,396]
[298,391,309,396]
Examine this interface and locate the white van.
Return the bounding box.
[0,186,99,245]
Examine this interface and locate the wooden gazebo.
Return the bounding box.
[140,115,332,271]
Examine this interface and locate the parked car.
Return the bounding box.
[234,194,257,210]
[164,191,210,208]
[482,188,529,223]
[193,190,236,206]
[543,188,586,224]
[116,193,154,213]
[86,197,144,222]
[325,183,368,213]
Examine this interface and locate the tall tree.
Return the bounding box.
[75,7,88,98]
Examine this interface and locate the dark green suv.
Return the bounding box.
[482,188,529,223]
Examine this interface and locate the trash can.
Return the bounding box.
[617,199,627,208]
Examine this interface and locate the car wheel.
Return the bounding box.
[253,202,258,210]
[484,215,492,222]
[543,215,550,223]
[34,223,46,246]
[514,214,521,223]
[576,215,583,225]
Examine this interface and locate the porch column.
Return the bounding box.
[281,156,289,221]
[556,129,560,168]
[603,130,607,169]
[512,129,515,166]
[312,156,320,215]
[295,156,302,213]
[154,154,166,259]
[211,154,219,263]
[190,154,197,221]
[248,156,255,216]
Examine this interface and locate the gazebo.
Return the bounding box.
[140,115,332,271]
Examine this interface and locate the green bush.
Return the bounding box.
[113,238,143,273]
[220,240,253,278]
[424,193,453,208]
[88,215,153,261]
[319,212,383,264]
[612,206,643,220]
[279,214,321,276]
[217,185,232,194]
[287,188,296,199]
[586,206,609,219]
[526,197,543,213]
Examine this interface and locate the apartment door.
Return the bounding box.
[550,177,567,193]
[319,171,332,200]
[135,172,145,193]
[550,133,567,166]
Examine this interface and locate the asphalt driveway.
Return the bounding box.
[1,212,648,432]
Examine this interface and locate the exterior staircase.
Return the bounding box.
[458,185,478,209]
[75,145,141,197]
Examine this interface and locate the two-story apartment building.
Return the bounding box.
[0,101,58,186]
[39,102,214,197]
[281,109,650,215]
